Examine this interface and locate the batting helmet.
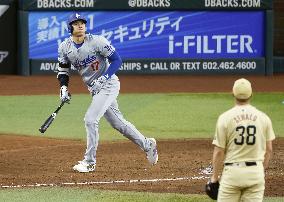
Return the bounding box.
[67,13,87,33]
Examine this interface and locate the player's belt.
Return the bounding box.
[224,161,257,167]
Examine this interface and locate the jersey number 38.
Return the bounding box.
[234,125,256,145]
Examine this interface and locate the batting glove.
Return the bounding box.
[88,76,108,95]
[60,85,71,103]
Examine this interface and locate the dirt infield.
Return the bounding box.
[0,75,283,196]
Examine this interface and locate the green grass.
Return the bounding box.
[0,93,284,140]
[0,187,282,202]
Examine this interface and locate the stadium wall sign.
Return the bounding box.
[18,0,272,10]
[17,0,274,75]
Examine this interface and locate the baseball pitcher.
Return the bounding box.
[207,78,275,201]
[57,13,158,173]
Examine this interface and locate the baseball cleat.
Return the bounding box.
[73,161,95,173]
[146,138,158,165]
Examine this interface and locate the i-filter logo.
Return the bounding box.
[169,35,255,54]
[0,51,9,63]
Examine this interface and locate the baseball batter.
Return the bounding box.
[210,78,275,201]
[57,13,158,173]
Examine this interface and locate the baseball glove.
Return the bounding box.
[205,180,219,200]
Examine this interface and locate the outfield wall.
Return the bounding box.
[17,0,274,75]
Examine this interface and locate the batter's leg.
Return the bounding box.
[104,99,158,165]
[83,89,119,165]
[104,99,149,150]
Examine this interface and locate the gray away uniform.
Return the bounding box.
[58,34,151,164]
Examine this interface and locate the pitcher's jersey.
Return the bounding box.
[213,104,275,163]
[58,34,115,86]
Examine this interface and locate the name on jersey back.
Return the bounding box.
[233,113,257,124]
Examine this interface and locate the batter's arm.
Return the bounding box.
[57,42,71,86]
[57,42,71,102]
[92,35,122,79]
[102,51,122,79]
[211,146,225,182]
[57,63,70,86]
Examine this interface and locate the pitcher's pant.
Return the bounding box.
[218,163,265,202]
[83,76,149,164]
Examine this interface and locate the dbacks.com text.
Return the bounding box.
[37,0,94,8]
[205,0,261,8]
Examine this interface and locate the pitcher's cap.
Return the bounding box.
[232,78,252,99]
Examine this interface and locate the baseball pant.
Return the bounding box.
[218,162,265,202]
[83,75,150,164]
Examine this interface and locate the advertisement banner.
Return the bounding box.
[19,0,273,10]
[29,11,264,60]
[31,58,265,75]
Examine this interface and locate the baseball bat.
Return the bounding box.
[39,101,66,134]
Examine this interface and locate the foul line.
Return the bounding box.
[1,175,209,188]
